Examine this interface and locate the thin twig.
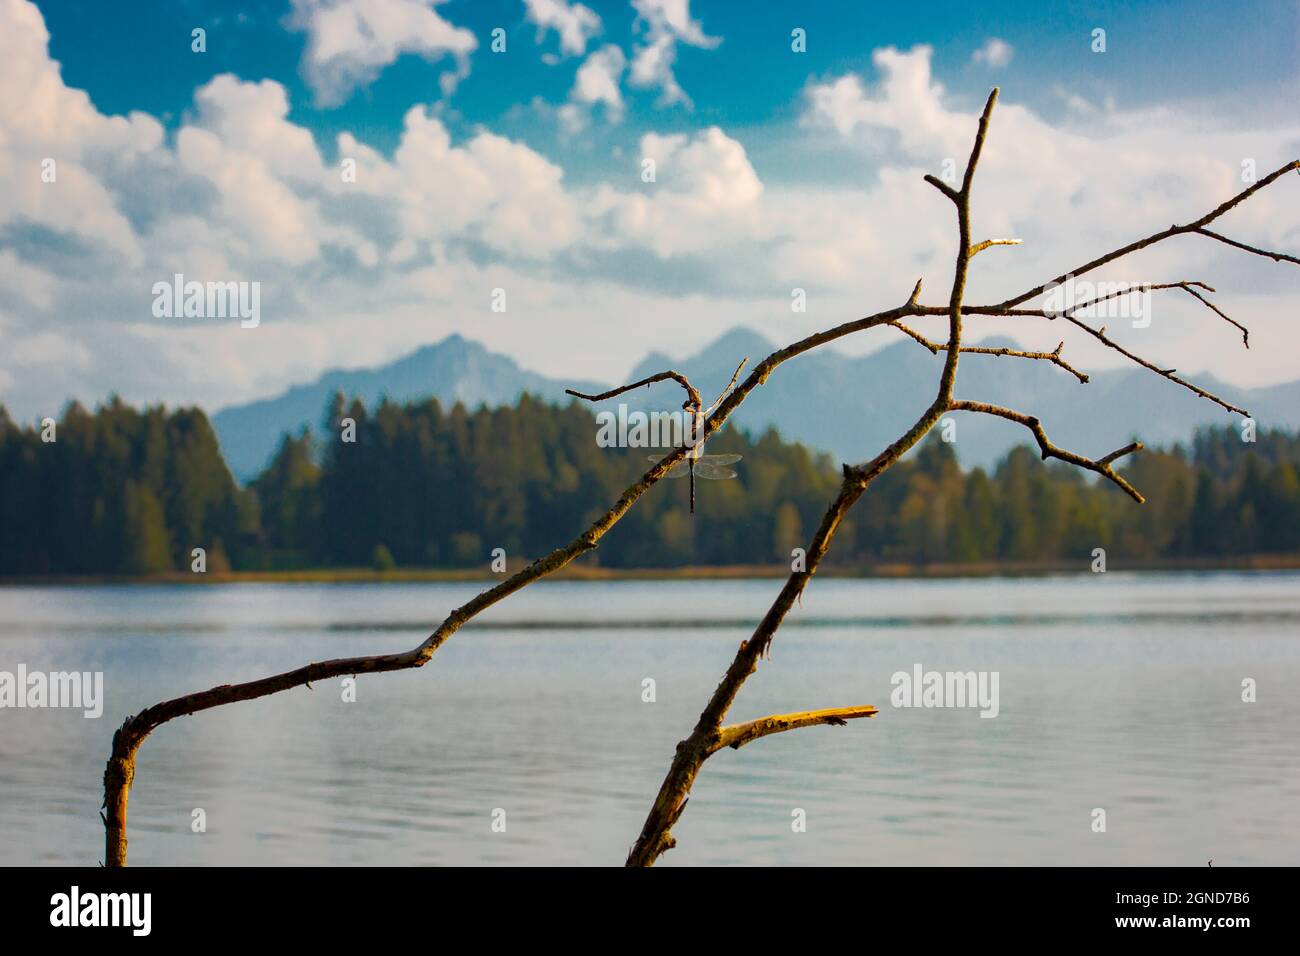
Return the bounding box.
[970,237,1022,257]
[1176,285,1250,347]
[566,370,701,410]
[887,320,1089,383]
[947,399,1144,501]
[708,357,749,413]
[1195,227,1300,266]
[1058,313,1248,416]
[1050,281,1250,347]
[712,706,879,753]
[912,292,1250,414]
[992,159,1300,310]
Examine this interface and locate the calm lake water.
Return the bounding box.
[1,573,1298,866]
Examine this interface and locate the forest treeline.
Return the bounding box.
[2,393,1299,575]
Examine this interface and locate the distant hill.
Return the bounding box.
[212,334,605,480]
[621,328,1300,472]
[212,327,1300,481]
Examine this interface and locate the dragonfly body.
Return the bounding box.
[648,449,742,513]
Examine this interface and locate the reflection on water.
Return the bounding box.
[1,572,1298,866]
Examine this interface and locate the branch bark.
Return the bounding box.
[713,706,878,753]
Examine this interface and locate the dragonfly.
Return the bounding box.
[647,449,742,514]
[646,362,746,514]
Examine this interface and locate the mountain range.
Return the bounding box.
[212,328,1300,482]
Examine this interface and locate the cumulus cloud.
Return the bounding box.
[287,0,476,107]
[567,44,627,123]
[389,106,582,257]
[523,0,602,57]
[803,46,969,158]
[628,0,720,107]
[0,0,757,416]
[801,45,1300,380]
[972,37,1014,69]
[2,0,1298,428]
[589,126,763,256]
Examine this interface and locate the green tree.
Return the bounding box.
[123,481,172,574]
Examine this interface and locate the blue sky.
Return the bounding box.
[40,0,1299,171]
[2,0,1298,420]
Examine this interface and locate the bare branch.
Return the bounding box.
[104,287,927,867]
[1060,280,1210,313]
[948,399,1145,502]
[933,87,1000,406]
[707,357,748,413]
[702,296,922,437]
[923,174,959,202]
[1176,284,1250,347]
[102,85,1295,872]
[1195,227,1300,266]
[970,237,1022,257]
[712,706,878,753]
[626,88,1003,868]
[887,320,1089,383]
[1058,312,1248,416]
[567,369,701,410]
[914,282,1251,412]
[994,159,1300,310]
[1055,280,1249,347]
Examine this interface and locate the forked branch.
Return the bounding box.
[625,87,1005,867]
[887,320,1089,383]
[1056,312,1247,416]
[915,277,1257,414]
[708,357,749,413]
[947,399,1145,502]
[566,369,701,410]
[626,95,1296,866]
[991,159,1300,310]
[1053,280,1249,346]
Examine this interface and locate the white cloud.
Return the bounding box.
[972,37,1014,69]
[633,0,715,47]
[523,0,602,57]
[192,75,325,184]
[589,127,762,256]
[389,106,583,257]
[801,46,1300,381]
[1,0,1298,427]
[287,0,476,106]
[628,0,719,107]
[803,47,967,158]
[569,44,627,122]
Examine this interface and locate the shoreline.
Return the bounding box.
[4,555,1300,585]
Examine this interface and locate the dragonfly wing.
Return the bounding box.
[694,463,738,479]
[701,454,742,465]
